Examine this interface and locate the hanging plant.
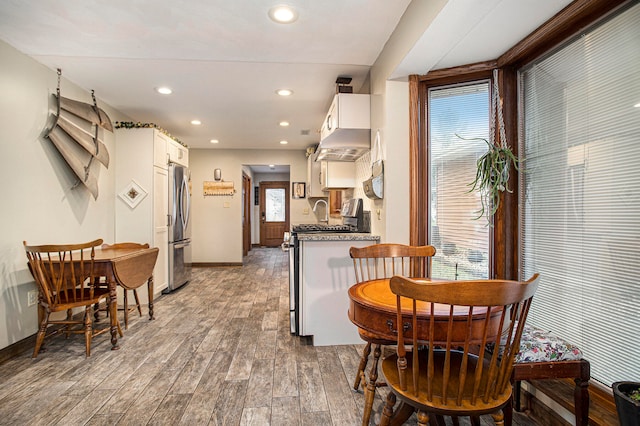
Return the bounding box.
[460,134,519,222]
[462,69,520,225]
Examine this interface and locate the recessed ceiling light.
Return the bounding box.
[280,140,288,145]
[156,87,172,95]
[634,102,640,108]
[279,121,290,127]
[268,5,298,24]
[276,88,293,96]
[191,119,201,125]
[269,164,276,169]
[210,139,219,144]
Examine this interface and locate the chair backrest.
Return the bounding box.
[389,273,540,410]
[350,243,436,283]
[23,239,104,307]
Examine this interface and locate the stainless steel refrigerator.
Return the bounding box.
[166,163,192,292]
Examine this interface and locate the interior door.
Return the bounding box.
[259,181,290,247]
[242,172,251,256]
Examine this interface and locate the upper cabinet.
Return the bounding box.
[153,132,169,168]
[317,94,371,162]
[307,153,325,198]
[167,138,189,167]
[307,152,356,194]
[320,160,355,190]
[320,93,370,141]
[153,131,189,168]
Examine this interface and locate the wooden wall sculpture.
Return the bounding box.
[44,69,112,199]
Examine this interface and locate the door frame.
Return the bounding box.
[242,172,252,256]
[259,181,290,247]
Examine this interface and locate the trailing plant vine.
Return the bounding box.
[462,69,520,226]
[460,134,519,223]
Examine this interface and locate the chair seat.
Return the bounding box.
[382,349,512,416]
[516,325,583,363]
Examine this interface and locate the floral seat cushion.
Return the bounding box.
[516,324,583,363]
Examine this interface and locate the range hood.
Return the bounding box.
[315,135,370,161]
[316,93,370,162]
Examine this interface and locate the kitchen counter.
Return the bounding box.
[297,235,380,346]
[296,233,379,242]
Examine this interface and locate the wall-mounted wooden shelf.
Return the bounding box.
[203,181,235,196]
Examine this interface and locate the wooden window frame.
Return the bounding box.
[409,0,628,280]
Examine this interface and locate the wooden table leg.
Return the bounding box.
[109,278,120,350]
[147,274,155,320]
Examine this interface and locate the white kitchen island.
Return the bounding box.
[298,233,379,346]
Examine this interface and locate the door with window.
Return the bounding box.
[259,181,290,247]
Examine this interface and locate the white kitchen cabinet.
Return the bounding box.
[153,132,169,168]
[320,93,370,142]
[115,128,169,295]
[167,138,189,166]
[306,153,326,197]
[320,160,355,190]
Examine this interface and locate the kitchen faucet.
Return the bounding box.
[313,199,329,223]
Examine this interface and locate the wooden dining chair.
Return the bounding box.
[349,243,436,426]
[100,242,149,329]
[23,239,112,358]
[379,274,540,426]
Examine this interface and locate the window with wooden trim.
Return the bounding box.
[519,2,640,386]
[428,81,491,279]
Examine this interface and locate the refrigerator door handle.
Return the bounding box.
[181,173,190,230]
[171,168,178,229]
[174,240,191,249]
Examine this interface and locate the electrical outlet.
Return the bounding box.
[27,290,38,306]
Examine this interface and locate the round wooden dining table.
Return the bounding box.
[347,277,504,426]
[348,278,499,346]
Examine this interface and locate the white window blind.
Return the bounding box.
[519,2,640,386]
[428,82,490,280]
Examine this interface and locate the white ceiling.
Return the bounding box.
[0,0,572,154]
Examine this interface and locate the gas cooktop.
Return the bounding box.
[292,224,353,233]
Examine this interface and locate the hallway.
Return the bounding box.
[0,248,538,425]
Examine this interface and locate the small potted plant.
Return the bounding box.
[613,381,640,426]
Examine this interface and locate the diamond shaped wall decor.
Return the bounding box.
[118,179,148,209]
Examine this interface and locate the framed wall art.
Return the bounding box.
[292,182,306,199]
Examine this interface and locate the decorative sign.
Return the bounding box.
[118,180,148,208]
[203,181,235,196]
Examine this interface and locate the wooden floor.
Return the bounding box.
[0,247,540,425]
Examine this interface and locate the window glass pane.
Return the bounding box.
[265,188,285,222]
[429,82,490,280]
[519,3,640,386]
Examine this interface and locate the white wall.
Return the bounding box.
[189,149,308,263]
[364,0,447,244]
[0,40,123,350]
